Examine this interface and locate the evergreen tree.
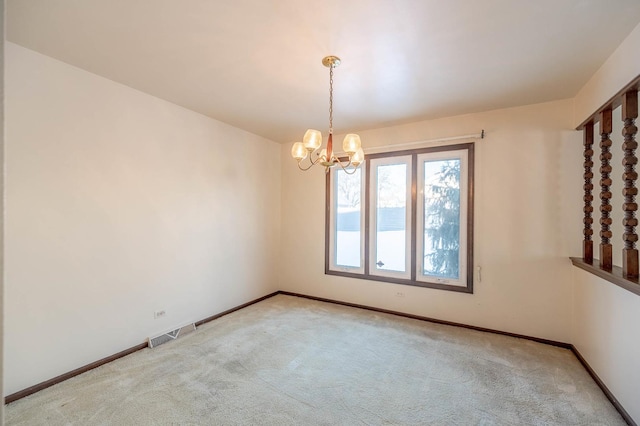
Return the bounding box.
[424,160,460,278]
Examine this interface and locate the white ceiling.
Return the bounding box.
[7,0,640,143]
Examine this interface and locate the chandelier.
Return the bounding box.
[291,56,364,174]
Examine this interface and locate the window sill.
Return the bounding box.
[570,257,640,296]
[325,270,473,294]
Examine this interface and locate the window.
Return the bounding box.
[326,143,474,293]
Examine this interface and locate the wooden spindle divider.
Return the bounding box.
[583,122,594,263]
[622,89,639,277]
[572,75,640,297]
[599,108,613,271]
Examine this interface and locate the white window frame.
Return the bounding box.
[368,155,412,280]
[328,163,366,274]
[416,150,468,288]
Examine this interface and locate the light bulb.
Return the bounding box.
[303,129,322,151]
[342,134,361,154]
[291,142,307,161]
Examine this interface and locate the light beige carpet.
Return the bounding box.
[6,294,624,425]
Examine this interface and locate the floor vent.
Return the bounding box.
[148,323,196,348]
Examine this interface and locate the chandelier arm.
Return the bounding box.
[296,150,325,171]
[297,160,316,171]
[310,151,324,165]
[340,166,360,175]
[334,158,359,175]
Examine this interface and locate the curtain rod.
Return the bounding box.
[346,130,484,155]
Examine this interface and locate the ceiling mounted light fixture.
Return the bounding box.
[291,56,364,174]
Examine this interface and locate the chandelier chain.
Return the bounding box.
[329,65,334,134]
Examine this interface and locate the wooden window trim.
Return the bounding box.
[325,142,475,293]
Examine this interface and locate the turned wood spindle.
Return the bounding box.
[583,122,595,263]
[599,108,614,270]
[622,89,639,277]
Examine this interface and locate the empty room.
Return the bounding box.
[3,0,640,424]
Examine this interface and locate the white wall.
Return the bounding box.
[4,43,281,396]
[572,269,640,422]
[281,98,580,343]
[1,0,5,420]
[574,21,640,127]
[570,20,640,424]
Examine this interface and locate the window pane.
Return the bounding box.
[375,164,407,272]
[423,159,461,279]
[335,168,361,268]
